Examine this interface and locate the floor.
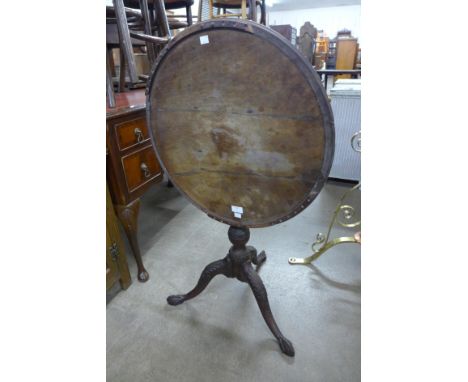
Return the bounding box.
[107,179,361,382]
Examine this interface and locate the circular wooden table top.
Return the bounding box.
[147,19,334,228]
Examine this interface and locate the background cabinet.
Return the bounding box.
[335,38,358,79]
[270,24,297,45]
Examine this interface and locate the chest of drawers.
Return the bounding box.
[107,91,164,282]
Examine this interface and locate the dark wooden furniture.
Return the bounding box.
[296,22,317,63]
[147,19,334,357]
[270,24,297,46]
[107,183,132,293]
[107,89,164,282]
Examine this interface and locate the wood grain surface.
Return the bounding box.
[147,20,334,227]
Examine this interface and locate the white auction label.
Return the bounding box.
[231,205,244,214]
[199,35,209,45]
[234,212,242,219]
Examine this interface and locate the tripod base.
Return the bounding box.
[167,226,295,357]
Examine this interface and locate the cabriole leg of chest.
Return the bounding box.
[115,198,149,282]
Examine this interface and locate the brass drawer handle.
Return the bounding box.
[134,127,144,143]
[140,162,151,178]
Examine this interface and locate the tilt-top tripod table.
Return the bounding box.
[146,19,335,357]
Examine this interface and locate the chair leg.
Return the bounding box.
[209,0,214,19]
[139,0,156,64]
[154,0,172,38]
[260,0,266,25]
[149,2,156,27]
[241,0,247,19]
[248,0,256,21]
[106,49,116,108]
[119,46,127,92]
[107,47,116,76]
[186,4,192,25]
[113,0,139,84]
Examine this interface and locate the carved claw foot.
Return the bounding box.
[167,295,186,306]
[278,337,295,357]
[257,250,266,264]
[137,269,149,282]
[251,250,267,266]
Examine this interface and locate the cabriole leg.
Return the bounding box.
[115,199,149,282]
[167,258,230,305]
[242,262,295,357]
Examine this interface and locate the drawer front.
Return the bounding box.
[122,145,162,193]
[115,117,150,151]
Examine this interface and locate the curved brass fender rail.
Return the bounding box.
[289,236,359,265]
[289,183,361,266]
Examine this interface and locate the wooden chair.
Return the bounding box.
[124,0,193,28]
[107,0,171,99]
[164,0,194,26]
[207,0,265,25]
